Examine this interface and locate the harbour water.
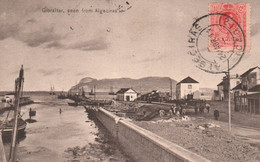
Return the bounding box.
[3,92,131,162]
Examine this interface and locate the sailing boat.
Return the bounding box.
[0,66,27,139]
[0,118,27,139]
[89,85,96,95]
[0,65,27,162]
[49,85,56,95]
[108,86,115,95]
[58,89,66,99]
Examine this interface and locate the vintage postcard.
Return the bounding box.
[0,0,259,162]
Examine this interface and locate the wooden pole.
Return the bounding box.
[9,66,24,162]
[0,132,7,162]
[94,85,96,100]
[228,60,231,132]
[170,78,173,100]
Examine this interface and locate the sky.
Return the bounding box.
[0,0,260,91]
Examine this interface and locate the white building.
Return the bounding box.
[176,77,200,99]
[2,93,15,103]
[116,88,137,101]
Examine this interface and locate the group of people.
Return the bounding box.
[159,101,220,121]
[159,103,186,118]
[171,104,186,117]
[194,101,220,120]
[194,101,211,114]
[159,103,187,118]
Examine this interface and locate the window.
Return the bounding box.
[251,77,255,83]
[188,85,192,89]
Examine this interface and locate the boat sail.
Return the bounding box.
[49,85,56,95]
[108,86,115,95]
[89,85,96,96]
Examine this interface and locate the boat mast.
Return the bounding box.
[170,78,173,100]
[94,85,96,100]
[0,134,6,162]
[9,65,24,162]
[50,85,53,94]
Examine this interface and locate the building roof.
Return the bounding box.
[248,85,260,92]
[177,76,199,85]
[232,83,242,90]
[217,81,223,86]
[116,88,137,94]
[240,66,259,77]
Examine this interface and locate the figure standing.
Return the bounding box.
[214,109,219,120]
[194,103,198,114]
[29,108,32,119]
[206,103,210,113]
[169,109,173,118]
[159,110,165,118]
[182,108,186,115]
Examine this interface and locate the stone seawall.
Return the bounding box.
[95,108,210,162]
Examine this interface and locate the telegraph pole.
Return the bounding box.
[227,60,231,132]
[170,78,173,100]
[223,60,231,132]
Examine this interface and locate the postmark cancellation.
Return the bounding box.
[188,3,250,74]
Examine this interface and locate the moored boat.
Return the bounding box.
[108,86,116,95]
[0,118,27,139]
[58,93,67,99]
[49,85,56,95]
[68,102,78,106]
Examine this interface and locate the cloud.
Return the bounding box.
[0,1,108,52]
[69,38,108,51]
[137,54,166,63]
[47,41,64,49]
[0,11,66,48]
[26,18,36,24]
[16,26,65,47]
[38,68,62,76]
[46,38,108,51]
[55,55,63,59]
[0,23,19,40]
[76,71,88,76]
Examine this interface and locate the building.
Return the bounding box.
[213,81,224,100]
[176,77,200,100]
[233,66,260,114]
[214,75,240,101]
[116,88,137,101]
[140,90,170,102]
[2,93,15,103]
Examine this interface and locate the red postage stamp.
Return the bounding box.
[209,3,250,52]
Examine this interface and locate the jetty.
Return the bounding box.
[0,97,33,113]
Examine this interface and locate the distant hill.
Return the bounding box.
[200,88,214,100]
[69,76,177,94]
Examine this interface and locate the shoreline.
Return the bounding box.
[85,106,210,162]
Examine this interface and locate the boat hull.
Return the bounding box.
[1,122,27,139]
[68,102,78,106]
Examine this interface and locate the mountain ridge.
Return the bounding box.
[70,76,177,93]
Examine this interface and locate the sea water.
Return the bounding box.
[3,92,131,162]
